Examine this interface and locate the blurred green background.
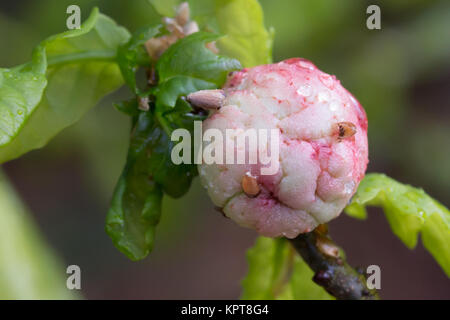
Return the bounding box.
[0,0,448,299]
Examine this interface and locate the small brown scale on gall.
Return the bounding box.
[335,121,357,141]
[241,173,260,198]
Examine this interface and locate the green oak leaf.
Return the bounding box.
[241,237,333,300]
[0,46,47,147]
[148,0,272,68]
[0,8,130,164]
[215,0,273,67]
[155,32,241,111]
[106,111,163,261]
[345,173,450,277]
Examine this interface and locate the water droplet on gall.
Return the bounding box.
[319,73,335,89]
[344,181,355,194]
[298,60,314,70]
[317,91,330,103]
[329,100,339,111]
[296,85,311,97]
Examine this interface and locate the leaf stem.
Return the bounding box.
[289,229,379,300]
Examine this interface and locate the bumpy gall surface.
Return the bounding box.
[198,58,368,238]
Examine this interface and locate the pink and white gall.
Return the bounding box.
[198,58,369,238]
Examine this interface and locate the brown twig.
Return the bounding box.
[288,227,379,300]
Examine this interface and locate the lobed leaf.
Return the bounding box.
[215,0,273,67]
[345,173,450,276]
[0,47,47,146]
[0,8,130,164]
[155,32,241,111]
[106,111,163,261]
